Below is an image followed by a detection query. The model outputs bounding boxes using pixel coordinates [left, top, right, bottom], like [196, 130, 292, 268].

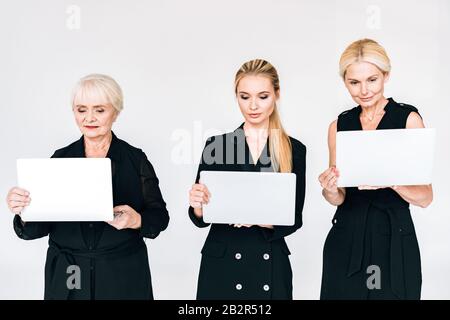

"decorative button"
[236, 284, 242, 290]
[235, 253, 242, 260]
[263, 253, 270, 260]
[333, 219, 337, 224]
[263, 284, 270, 291]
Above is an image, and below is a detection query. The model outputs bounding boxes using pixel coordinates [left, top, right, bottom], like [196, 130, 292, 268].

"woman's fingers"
[334, 167, 340, 177]
[320, 171, 337, 191]
[193, 183, 211, 197]
[258, 224, 274, 229]
[192, 183, 205, 192]
[189, 184, 211, 208]
[108, 212, 128, 230]
[358, 185, 389, 190]
[324, 171, 335, 186]
[326, 175, 338, 190]
[318, 170, 329, 184]
[233, 224, 252, 228]
[7, 188, 31, 214]
[10, 187, 29, 197]
[9, 200, 30, 208]
[190, 194, 204, 203]
[319, 168, 335, 186]
[203, 185, 211, 198]
[107, 220, 121, 229]
[8, 193, 30, 201]
[11, 206, 24, 214]
[358, 185, 379, 190]
[113, 205, 130, 213]
[9, 196, 30, 205]
[190, 201, 203, 208]
[191, 191, 209, 203]
[319, 167, 341, 187]
[108, 207, 141, 230]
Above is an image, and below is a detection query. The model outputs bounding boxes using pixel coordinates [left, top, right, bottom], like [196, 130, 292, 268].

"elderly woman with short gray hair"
[6, 74, 169, 300]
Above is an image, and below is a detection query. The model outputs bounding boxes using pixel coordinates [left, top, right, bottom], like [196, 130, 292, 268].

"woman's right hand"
[6, 187, 31, 215]
[189, 183, 211, 218]
[318, 166, 340, 194]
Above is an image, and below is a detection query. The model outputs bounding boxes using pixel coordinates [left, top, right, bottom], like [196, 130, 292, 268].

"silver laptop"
[17, 158, 114, 222]
[200, 171, 296, 225]
[336, 128, 436, 187]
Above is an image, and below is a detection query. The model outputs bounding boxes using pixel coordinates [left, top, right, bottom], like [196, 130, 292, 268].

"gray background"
[0, 0, 449, 299]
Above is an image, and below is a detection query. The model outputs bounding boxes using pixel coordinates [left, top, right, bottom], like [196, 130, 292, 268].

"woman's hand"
[258, 224, 274, 229]
[232, 224, 253, 228]
[6, 187, 31, 215]
[107, 205, 141, 230]
[189, 183, 210, 218]
[318, 166, 340, 194]
[319, 166, 346, 206]
[231, 224, 273, 229]
[358, 185, 391, 190]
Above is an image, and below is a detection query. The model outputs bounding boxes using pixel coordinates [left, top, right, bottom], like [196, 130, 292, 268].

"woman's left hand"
[107, 205, 142, 230]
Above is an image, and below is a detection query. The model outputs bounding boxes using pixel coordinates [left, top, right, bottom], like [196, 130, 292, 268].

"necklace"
[361, 110, 385, 121]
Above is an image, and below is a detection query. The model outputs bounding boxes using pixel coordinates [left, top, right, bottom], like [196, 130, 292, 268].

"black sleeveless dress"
[320, 98, 422, 300]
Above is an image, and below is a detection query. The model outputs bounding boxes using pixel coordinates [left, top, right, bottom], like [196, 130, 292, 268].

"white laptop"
[336, 128, 436, 187]
[17, 158, 114, 222]
[200, 171, 296, 226]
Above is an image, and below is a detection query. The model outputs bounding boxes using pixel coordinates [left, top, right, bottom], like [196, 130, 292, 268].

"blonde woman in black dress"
[319, 39, 433, 300]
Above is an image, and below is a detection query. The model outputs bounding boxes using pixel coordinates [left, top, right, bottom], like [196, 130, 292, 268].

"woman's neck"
[243, 120, 269, 141]
[361, 97, 389, 120]
[84, 131, 112, 155]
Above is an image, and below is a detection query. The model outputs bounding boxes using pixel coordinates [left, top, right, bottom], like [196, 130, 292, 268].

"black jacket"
[13, 132, 169, 299]
[189, 123, 306, 299]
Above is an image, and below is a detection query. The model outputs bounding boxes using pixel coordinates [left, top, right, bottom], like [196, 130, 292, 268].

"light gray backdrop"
[0, 0, 449, 299]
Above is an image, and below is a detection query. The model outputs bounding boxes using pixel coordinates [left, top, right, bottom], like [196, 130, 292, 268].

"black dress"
[320, 98, 422, 300]
[189, 123, 306, 299]
[13, 132, 170, 300]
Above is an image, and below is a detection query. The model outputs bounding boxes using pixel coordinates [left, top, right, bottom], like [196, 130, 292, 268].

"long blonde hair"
[339, 38, 391, 79]
[234, 59, 292, 173]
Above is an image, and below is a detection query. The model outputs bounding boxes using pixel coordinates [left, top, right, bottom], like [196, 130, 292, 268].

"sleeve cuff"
[188, 206, 210, 228]
[13, 215, 25, 238]
[138, 209, 169, 239]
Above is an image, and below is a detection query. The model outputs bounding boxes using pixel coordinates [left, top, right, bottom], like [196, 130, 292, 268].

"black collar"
[232, 122, 270, 146]
[66, 131, 121, 162]
[357, 97, 395, 114]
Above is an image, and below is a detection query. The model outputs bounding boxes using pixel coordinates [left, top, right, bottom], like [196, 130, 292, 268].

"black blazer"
[13, 132, 169, 300]
[189, 123, 306, 299]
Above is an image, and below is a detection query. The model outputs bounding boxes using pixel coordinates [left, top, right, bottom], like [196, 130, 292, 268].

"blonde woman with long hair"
[188, 59, 306, 299]
[319, 39, 433, 299]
